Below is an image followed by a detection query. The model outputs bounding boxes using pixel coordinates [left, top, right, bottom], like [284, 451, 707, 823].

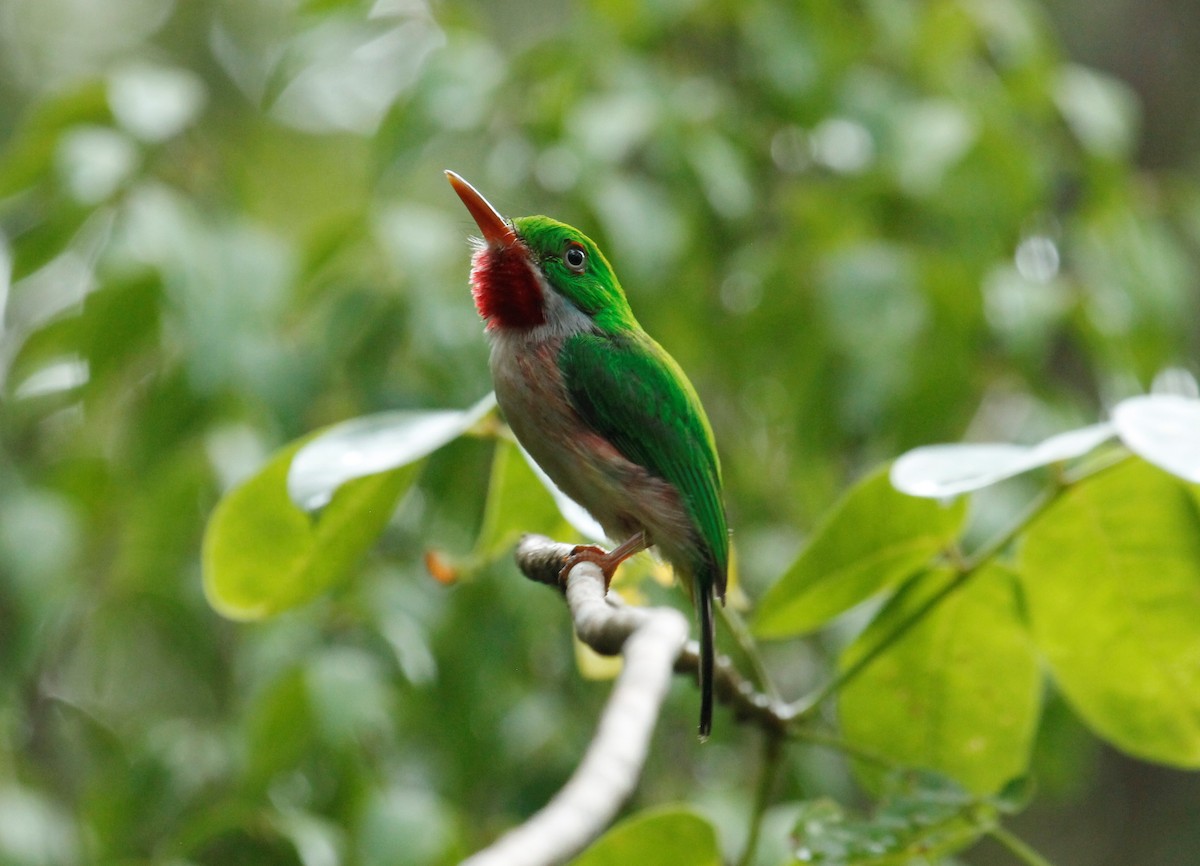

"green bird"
[446, 170, 729, 738]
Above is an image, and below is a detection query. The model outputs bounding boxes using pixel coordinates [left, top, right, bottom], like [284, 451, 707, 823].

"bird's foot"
[559, 544, 616, 590]
[558, 531, 649, 591]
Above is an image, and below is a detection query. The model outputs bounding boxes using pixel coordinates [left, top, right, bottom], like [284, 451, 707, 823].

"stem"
[960, 478, 1065, 572]
[719, 605, 783, 702]
[786, 567, 972, 719]
[737, 732, 784, 866]
[988, 825, 1060, 866]
[788, 727, 901, 770]
[785, 453, 1131, 721]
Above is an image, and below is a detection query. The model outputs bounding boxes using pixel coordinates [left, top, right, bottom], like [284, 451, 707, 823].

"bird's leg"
[559, 530, 649, 591]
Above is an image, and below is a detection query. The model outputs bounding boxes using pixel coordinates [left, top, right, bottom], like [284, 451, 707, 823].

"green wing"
[559, 330, 728, 592]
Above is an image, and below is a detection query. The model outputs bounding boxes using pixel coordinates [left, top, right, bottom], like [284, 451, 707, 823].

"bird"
[446, 170, 729, 738]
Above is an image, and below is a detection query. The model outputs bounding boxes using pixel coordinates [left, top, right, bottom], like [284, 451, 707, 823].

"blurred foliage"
[2, 0, 1199, 864]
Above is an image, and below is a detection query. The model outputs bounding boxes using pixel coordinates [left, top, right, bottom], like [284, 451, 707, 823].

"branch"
[461, 535, 689, 866]
[518, 535, 795, 733]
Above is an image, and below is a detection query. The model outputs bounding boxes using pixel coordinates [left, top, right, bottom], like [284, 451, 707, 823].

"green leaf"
[202, 439, 417, 620]
[890, 423, 1115, 498]
[1019, 459, 1200, 767]
[568, 807, 720, 866]
[474, 439, 577, 560]
[1111, 394, 1200, 483]
[839, 565, 1041, 793]
[754, 465, 967, 639]
[790, 770, 1021, 865]
[287, 394, 495, 511]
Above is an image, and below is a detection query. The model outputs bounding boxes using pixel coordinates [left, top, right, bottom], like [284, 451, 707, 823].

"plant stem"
[788, 727, 901, 770]
[785, 453, 1131, 721]
[785, 566, 972, 719]
[989, 825, 1060, 866]
[737, 732, 784, 866]
[720, 605, 783, 702]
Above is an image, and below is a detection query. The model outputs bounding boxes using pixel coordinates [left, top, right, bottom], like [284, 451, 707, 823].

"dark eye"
[564, 243, 587, 273]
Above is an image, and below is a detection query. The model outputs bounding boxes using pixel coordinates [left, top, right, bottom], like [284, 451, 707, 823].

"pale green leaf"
[790, 770, 1023, 865]
[287, 393, 495, 511]
[839, 565, 1041, 793]
[203, 439, 417, 621]
[754, 465, 967, 639]
[568, 807, 720, 866]
[1052, 64, 1139, 158]
[519, 443, 608, 542]
[891, 423, 1115, 498]
[1112, 394, 1200, 483]
[474, 438, 578, 560]
[1019, 459, 1200, 767]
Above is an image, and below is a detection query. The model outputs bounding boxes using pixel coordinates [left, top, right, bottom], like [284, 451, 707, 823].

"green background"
[2, 0, 1198, 863]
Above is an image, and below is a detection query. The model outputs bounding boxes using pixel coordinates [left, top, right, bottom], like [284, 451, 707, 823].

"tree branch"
[461, 535, 689, 866]
[462, 534, 798, 866]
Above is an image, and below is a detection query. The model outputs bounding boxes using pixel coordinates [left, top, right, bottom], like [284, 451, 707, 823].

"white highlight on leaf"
[891, 423, 1116, 498]
[1112, 394, 1200, 484]
[13, 357, 89, 399]
[516, 445, 608, 543]
[108, 62, 207, 142]
[810, 118, 874, 174]
[287, 393, 496, 511]
[1151, 367, 1199, 399]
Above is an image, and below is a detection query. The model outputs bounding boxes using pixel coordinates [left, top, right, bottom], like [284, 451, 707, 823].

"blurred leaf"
[890, 423, 1116, 498]
[0, 787, 81, 866]
[515, 442, 608, 543]
[1112, 395, 1200, 483]
[569, 807, 720, 866]
[1019, 459, 1200, 767]
[6, 207, 95, 284]
[203, 439, 416, 620]
[287, 394, 495, 511]
[246, 669, 316, 786]
[839, 565, 1041, 793]
[357, 786, 455, 866]
[0, 84, 111, 198]
[1053, 64, 1139, 159]
[790, 770, 1022, 865]
[273, 810, 344, 866]
[474, 438, 575, 560]
[754, 466, 967, 638]
[305, 647, 393, 746]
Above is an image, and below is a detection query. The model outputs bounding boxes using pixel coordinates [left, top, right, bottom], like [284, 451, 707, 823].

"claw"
[558, 544, 616, 589]
[557, 531, 650, 591]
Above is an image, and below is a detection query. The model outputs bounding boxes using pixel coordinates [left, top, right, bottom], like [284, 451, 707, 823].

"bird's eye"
[564, 243, 587, 273]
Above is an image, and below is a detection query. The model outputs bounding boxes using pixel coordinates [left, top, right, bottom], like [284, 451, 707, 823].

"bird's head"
[446, 170, 635, 335]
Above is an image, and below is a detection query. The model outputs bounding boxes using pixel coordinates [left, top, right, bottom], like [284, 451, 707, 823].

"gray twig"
[461, 534, 790, 866]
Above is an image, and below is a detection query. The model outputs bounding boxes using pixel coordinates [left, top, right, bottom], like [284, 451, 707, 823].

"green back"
[558, 329, 728, 588]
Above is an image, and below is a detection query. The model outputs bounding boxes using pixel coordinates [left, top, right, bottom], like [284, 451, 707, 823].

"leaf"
[790, 770, 1022, 865]
[890, 423, 1116, 498]
[1019, 458, 1200, 767]
[474, 438, 577, 560]
[518, 443, 609, 543]
[754, 466, 967, 639]
[568, 807, 720, 866]
[1112, 394, 1200, 483]
[203, 439, 417, 620]
[838, 565, 1041, 793]
[287, 393, 495, 511]
[1052, 64, 1139, 159]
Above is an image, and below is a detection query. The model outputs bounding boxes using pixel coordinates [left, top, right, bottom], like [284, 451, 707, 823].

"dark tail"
[698, 587, 714, 740]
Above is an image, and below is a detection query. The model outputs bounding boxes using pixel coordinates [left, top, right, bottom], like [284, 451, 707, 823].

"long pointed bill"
[445, 170, 518, 247]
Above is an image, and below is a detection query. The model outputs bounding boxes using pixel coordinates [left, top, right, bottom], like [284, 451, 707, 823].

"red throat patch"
[469, 243, 547, 330]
